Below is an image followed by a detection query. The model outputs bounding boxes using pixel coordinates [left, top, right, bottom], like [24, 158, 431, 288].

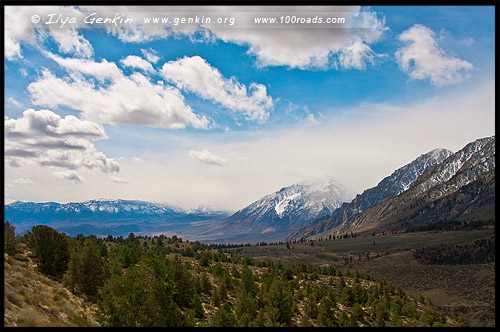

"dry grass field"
[4, 243, 98, 327]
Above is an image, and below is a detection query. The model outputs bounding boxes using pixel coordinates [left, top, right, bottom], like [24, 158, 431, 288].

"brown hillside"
[4, 243, 98, 327]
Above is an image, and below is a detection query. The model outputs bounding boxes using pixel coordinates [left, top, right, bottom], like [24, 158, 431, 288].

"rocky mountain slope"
[287, 148, 453, 241]
[307, 135, 495, 239]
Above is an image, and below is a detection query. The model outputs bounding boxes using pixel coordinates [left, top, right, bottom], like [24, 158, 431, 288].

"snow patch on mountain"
[275, 192, 302, 218]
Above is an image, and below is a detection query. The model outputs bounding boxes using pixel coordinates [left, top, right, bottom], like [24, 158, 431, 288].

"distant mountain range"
[289, 135, 495, 241]
[4, 199, 231, 237]
[5, 135, 495, 244]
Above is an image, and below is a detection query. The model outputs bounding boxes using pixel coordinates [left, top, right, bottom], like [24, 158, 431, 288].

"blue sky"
[4, 5, 496, 211]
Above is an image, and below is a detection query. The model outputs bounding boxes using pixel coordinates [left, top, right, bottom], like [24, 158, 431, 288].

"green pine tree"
[209, 303, 237, 327]
[4, 221, 16, 255]
[25, 225, 69, 279]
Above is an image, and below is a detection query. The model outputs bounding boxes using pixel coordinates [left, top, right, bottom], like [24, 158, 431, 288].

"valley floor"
[229, 227, 496, 327]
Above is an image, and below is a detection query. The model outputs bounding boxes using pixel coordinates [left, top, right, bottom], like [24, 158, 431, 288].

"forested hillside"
[4, 222, 466, 327]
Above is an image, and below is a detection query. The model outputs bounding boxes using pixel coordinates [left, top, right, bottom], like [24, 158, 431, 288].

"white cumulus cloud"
[45, 52, 122, 81]
[5, 6, 387, 71]
[189, 149, 226, 166]
[28, 54, 209, 129]
[16, 6, 386, 72]
[5, 109, 119, 176]
[4, 6, 93, 60]
[120, 55, 156, 73]
[161, 55, 273, 123]
[54, 170, 85, 183]
[206, 6, 387, 70]
[141, 48, 160, 63]
[395, 24, 474, 86]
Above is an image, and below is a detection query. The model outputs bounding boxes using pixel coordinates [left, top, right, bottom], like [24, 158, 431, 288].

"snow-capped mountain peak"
[237, 176, 351, 221]
[207, 177, 352, 242]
